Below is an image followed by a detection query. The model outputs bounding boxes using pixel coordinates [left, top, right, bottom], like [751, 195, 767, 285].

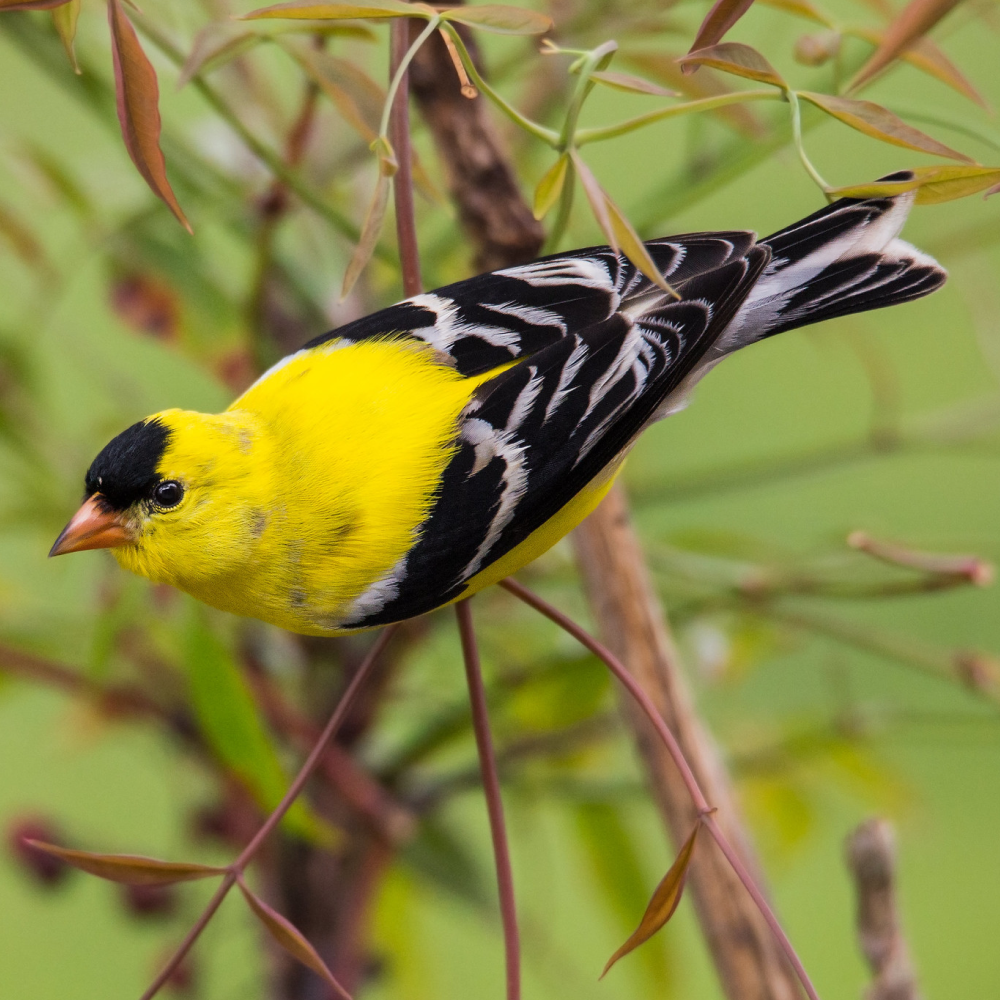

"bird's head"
[51, 408, 271, 589]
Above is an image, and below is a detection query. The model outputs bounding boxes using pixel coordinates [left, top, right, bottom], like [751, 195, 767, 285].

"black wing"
[305, 233, 759, 375]
[342, 243, 770, 628]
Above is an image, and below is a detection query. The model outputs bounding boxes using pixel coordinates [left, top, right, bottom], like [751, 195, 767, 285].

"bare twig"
[456, 599, 521, 1000]
[390, 18, 423, 298]
[501, 573, 818, 1000]
[139, 626, 399, 1000]
[845, 820, 922, 1000]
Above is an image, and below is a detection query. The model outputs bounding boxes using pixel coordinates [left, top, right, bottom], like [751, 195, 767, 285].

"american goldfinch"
[51, 183, 944, 635]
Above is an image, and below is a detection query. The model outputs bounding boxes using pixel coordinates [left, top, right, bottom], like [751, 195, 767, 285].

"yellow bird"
[51, 183, 944, 635]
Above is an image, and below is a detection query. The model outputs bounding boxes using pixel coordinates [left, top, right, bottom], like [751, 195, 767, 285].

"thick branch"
[408, 22, 544, 272]
[572, 483, 802, 1000]
[845, 819, 922, 1000]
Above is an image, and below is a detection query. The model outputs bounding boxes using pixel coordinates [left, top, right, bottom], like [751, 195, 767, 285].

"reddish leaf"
[533, 153, 569, 220]
[571, 153, 614, 250]
[826, 165, 1000, 204]
[849, 0, 964, 91]
[590, 70, 679, 97]
[242, 0, 426, 21]
[107, 0, 192, 233]
[291, 45, 384, 142]
[798, 91, 973, 162]
[757, 0, 834, 26]
[341, 171, 390, 298]
[25, 842, 225, 885]
[439, 4, 553, 35]
[679, 42, 786, 88]
[686, 0, 757, 60]
[602, 822, 702, 977]
[570, 152, 675, 296]
[0, 0, 72, 9]
[850, 26, 988, 109]
[52, 0, 80, 73]
[238, 878, 351, 999]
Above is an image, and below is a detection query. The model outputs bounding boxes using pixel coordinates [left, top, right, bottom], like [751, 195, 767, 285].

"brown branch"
[457, 599, 521, 1000]
[571, 483, 803, 1000]
[390, 18, 423, 298]
[845, 819, 922, 1000]
[408, 20, 544, 272]
[243, 663, 417, 847]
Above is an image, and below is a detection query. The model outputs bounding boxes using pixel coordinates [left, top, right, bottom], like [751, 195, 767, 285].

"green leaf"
[51, 0, 80, 74]
[341, 171, 391, 298]
[533, 154, 569, 220]
[678, 42, 786, 89]
[238, 877, 351, 999]
[601, 821, 701, 977]
[590, 70, 679, 97]
[827, 165, 1000, 204]
[25, 843, 224, 885]
[439, 4, 553, 35]
[241, 0, 430, 21]
[798, 91, 972, 162]
[184, 609, 338, 846]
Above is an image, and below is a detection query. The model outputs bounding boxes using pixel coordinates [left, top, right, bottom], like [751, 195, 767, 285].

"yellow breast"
[222, 338, 491, 633]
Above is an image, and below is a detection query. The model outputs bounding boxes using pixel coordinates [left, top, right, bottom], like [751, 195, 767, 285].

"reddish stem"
[390, 18, 422, 299]
[456, 600, 521, 1000]
[499, 577, 820, 1000]
[139, 626, 399, 1000]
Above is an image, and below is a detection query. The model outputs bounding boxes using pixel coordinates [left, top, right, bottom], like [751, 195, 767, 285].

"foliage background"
[2, 0, 1000, 997]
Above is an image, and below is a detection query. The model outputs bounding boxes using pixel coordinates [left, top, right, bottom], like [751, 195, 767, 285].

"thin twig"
[456, 600, 521, 1000]
[139, 626, 399, 1000]
[390, 18, 423, 298]
[501, 577, 820, 1000]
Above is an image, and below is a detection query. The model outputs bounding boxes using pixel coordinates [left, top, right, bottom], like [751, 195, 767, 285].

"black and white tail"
[719, 171, 946, 353]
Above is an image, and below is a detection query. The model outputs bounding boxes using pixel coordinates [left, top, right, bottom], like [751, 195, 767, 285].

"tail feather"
[720, 173, 946, 350]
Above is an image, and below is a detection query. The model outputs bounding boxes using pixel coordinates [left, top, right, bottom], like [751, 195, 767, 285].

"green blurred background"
[2, 0, 1000, 997]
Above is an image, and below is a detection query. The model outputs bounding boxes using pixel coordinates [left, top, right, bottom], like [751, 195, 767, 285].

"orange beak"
[49, 495, 134, 557]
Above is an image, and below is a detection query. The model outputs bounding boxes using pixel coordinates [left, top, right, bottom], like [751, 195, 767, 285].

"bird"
[50, 176, 945, 636]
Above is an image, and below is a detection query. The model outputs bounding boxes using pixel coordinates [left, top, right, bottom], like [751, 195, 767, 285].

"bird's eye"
[153, 480, 184, 508]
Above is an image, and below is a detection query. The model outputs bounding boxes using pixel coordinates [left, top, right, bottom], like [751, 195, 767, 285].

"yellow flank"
[116, 338, 492, 634]
[457, 456, 624, 600]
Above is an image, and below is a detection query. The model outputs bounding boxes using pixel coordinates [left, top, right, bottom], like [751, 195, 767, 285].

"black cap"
[85, 418, 171, 511]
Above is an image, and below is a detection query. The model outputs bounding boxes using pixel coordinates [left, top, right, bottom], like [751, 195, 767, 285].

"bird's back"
[227, 181, 945, 634]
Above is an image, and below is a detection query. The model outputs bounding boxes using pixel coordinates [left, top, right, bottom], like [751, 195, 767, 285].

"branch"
[845, 819, 923, 1000]
[408, 20, 544, 272]
[567, 483, 807, 1000]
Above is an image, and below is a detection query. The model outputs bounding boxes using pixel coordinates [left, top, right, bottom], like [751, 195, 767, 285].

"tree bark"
[573, 483, 802, 1000]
